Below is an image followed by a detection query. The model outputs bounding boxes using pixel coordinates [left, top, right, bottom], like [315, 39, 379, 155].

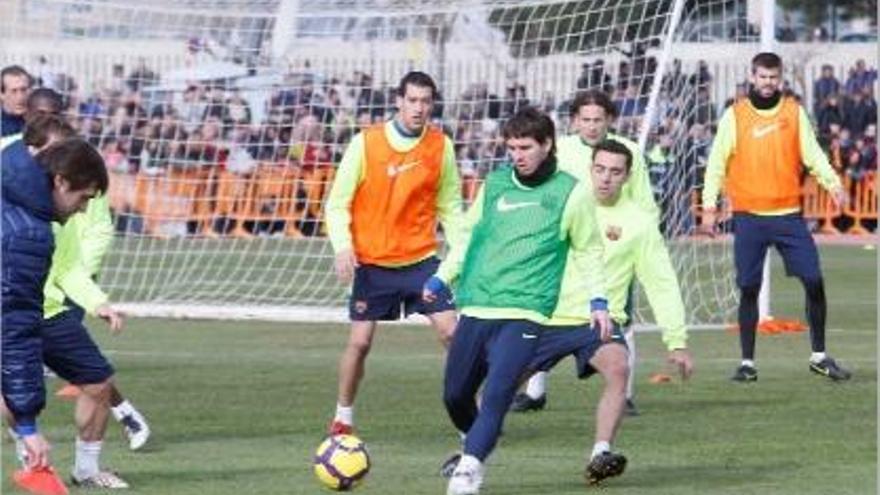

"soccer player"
[528, 139, 694, 484]
[1, 65, 32, 137]
[701, 52, 850, 382]
[513, 89, 659, 415]
[5, 90, 152, 454]
[424, 107, 610, 495]
[2, 136, 108, 473]
[324, 71, 464, 435]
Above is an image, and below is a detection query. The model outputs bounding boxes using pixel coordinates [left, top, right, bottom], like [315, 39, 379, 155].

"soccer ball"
[313, 434, 371, 491]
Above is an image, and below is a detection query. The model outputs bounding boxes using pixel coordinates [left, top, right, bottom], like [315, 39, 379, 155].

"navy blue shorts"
[40, 307, 114, 385]
[349, 256, 455, 321]
[528, 323, 626, 378]
[733, 213, 822, 288]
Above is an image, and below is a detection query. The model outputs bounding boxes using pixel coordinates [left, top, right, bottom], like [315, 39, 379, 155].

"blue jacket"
[1, 140, 54, 430]
[1, 109, 25, 137]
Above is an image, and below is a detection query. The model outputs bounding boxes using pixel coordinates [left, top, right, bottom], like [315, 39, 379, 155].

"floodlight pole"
[272, 0, 300, 68]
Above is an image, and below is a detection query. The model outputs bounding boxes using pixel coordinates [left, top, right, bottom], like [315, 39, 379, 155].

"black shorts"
[349, 256, 455, 321]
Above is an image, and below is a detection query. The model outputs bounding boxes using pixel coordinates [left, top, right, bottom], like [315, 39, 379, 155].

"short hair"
[27, 88, 65, 115]
[23, 113, 75, 148]
[1, 65, 33, 92]
[36, 138, 108, 194]
[396, 71, 437, 99]
[502, 107, 556, 154]
[751, 52, 783, 72]
[570, 89, 617, 118]
[592, 139, 633, 173]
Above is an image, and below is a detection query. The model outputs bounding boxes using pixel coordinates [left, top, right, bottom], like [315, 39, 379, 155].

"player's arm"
[325, 133, 366, 282]
[436, 136, 466, 254]
[77, 196, 114, 276]
[2, 230, 52, 467]
[633, 224, 693, 378]
[797, 107, 845, 204]
[562, 183, 611, 339]
[51, 223, 123, 332]
[700, 107, 736, 233]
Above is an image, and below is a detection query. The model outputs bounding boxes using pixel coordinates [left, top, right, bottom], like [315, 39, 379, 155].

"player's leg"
[584, 342, 629, 485]
[332, 263, 400, 434]
[621, 283, 638, 415]
[732, 213, 769, 382]
[510, 370, 548, 412]
[66, 304, 150, 451]
[622, 326, 638, 415]
[774, 214, 851, 380]
[40, 311, 129, 488]
[108, 384, 151, 451]
[333, 320, 378, 434]
[449, 320, 542, 495]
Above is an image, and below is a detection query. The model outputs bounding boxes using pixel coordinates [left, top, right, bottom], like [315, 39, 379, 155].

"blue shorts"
[349, 256, 455, 321]
[528, 323, 626, 378]
[733, 213, 822, 288]
[40, 307, 114, 385]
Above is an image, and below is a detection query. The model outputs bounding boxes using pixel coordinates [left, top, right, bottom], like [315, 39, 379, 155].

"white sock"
[525, 372, 547, 399]
[110, 400, 136, 421]
[624, 327, 636, 400]
[456, 454, 482, 472]
[810, 352, 827, 364]
[741, 359, 755, 369]
[591, 441, 611, 460]
[74, 437, 102, 479]
[335, 404, 354, 425]
[8, 428, 26, 466]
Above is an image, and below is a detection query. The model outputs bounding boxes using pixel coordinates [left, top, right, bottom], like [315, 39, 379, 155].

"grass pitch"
[2, 246, 876, 494]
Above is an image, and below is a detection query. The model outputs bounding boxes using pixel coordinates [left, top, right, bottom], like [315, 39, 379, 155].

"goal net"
[0, 0, 750, 325]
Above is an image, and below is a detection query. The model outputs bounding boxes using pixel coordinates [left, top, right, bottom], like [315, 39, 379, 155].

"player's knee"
[443, 386, 471, 411]
[346, 337, 373, 356]
[739, 284, 761, 301]
[594, 345, 629, 384]
[80, 379, 114, 402]
[800, 276, 825, 297]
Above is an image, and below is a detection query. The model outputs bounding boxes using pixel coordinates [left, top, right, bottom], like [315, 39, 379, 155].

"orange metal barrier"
[843, 171, 877, 235]
[801, 176, 842, 234]
[107, 167, 878, 238]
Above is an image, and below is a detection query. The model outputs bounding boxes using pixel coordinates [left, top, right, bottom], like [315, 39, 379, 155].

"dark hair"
[23, 113, 75, 148]
[1, 65, 33, 92]
[396, 71, 437, 99]
[751, 52, 783, 72]
[592, 139, 633, 172]
[36, 138, 108, 193]
[570, 89, 617, 118]
[27, 88, 65, 115]
[502, 107, 556, 155]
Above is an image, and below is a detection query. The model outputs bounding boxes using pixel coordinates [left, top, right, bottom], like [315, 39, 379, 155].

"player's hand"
[591, 310, 612, 342]
[830, 187, 849, 209]
[667, 348, 694, 380]
[21, 433, 51, 470]
[95, 304, 124, 334]
[334, 249, 358, 283]
[422, 276, 446, 303]
[697, 207, 718, 237]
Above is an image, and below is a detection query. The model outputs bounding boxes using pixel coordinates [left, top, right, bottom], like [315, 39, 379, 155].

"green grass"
[3, 246, 876, 494]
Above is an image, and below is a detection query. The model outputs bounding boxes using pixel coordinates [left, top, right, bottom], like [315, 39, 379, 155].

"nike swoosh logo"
[752, 123, 779, 139]
[387, 161, 420, 177]
[522, 333, 538, 339]
[497, 196, 540, 212]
